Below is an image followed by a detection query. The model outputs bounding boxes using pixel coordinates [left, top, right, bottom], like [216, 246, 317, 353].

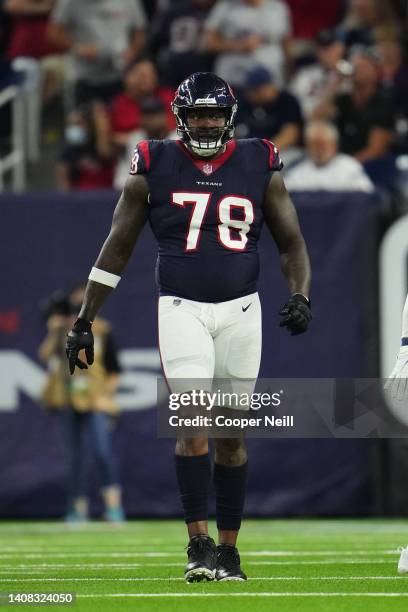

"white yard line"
[0, 560, 397, 569]
[0, 550, 401, 559]
[0, 576, 407, 582]
[0, 563, 142, 573]
[1, 522, 408, 538]
[249, 560, 395, 566]
[76, 592, 408, 598]
[0, 550, 395, 556]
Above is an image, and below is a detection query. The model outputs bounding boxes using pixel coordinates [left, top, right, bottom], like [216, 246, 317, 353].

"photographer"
[39, 284, 124, 523]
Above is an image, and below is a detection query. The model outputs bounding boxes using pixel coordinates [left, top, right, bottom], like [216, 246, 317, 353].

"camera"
[40, 290, 74, 322]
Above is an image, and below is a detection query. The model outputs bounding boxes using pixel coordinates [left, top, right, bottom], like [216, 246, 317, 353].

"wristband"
[73, 318, 92, 332]
[88, 267, 121, 288]
[292, 293, 311, 307]
[402, 338, 408, 346]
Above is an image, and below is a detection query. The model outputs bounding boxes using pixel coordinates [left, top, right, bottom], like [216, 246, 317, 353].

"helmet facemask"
[173, 104, 237, 158]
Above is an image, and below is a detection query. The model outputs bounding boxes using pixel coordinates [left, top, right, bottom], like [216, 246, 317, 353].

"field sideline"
[1, 519, 408, 611]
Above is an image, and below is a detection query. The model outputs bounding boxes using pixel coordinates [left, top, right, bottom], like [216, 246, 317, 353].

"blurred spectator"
[339, 0, 400, 51]
[4, 1, 67, 105]
[142, 0, 172, 18]
[0, 2, 12, 53]
[389, 0, 407, 20]
[377, 37, 408, 112]
[149, 0, 215, 88]
[56, 103, 115, 190]
[236, 65, 302, 150]
[284, 120, 374, 192]
[5, 0, 60, 59]
[141, 0, 160, 20]
[285, 0, 344, 43]
[290, 29, 346, 119]
[313, 52, 394, 162]
[204, 0, 291, 88]
[48, 0, 147, 105]
[377, 37, 408, 152]
[109, 58, 175, 147]
[114, 96, 177, 190]
[39, 284, 124, 523]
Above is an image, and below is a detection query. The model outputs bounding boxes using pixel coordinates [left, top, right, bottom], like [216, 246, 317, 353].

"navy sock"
[175, 453, 211, 524]
[213, 462, 248, 531]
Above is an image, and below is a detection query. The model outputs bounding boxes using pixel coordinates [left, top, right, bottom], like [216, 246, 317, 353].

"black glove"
[66, 318, 94, 375]
[279, 294, 312, 336]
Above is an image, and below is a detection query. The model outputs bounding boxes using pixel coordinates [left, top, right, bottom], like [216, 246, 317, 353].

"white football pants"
[158, 292, 262, 405]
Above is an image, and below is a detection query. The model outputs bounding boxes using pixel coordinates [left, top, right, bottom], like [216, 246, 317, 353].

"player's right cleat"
[397, 546, 408, 572]
[184, 534, 216, 582]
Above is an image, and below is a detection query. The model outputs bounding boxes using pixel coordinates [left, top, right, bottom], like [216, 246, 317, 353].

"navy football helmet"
[171, 72, 238, 157]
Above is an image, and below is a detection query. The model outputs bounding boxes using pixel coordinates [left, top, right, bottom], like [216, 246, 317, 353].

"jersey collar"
[177, 139, 237, 176]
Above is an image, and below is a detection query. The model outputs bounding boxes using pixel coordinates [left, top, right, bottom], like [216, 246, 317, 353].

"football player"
[66, 73, 312, 582]
[385, 294, 408, 574]
[386, 294, 408, 402]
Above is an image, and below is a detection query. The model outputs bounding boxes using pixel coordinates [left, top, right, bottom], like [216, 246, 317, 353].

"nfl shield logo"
[203, 163, 213, 175]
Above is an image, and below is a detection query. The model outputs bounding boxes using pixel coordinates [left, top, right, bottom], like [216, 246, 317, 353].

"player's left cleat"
[397, 546, 408, 572]
[184, 534, 217, 583]
[215, 543, 247, 581]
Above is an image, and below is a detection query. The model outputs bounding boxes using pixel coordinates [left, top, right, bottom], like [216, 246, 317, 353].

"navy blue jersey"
[129, 138, 282, 302]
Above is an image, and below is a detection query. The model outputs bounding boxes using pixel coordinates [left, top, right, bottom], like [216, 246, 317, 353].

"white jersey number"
[217, 196, 254, 251]
[172, 192, 211, 251]
[172, 192, 254, 252]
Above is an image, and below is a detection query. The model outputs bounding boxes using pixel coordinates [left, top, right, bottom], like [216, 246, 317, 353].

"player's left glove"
[66, 318, 94, 375]
[279, 294, 312, 335]
[384, 345, 408, 401]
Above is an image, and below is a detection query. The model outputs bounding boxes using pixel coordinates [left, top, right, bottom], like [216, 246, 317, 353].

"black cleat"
[215, 544, 247, 581]
[184, 534, 217, 583]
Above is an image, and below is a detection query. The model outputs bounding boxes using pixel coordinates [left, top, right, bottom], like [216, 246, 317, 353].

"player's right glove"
[279, 294, 312, 335]
[66, 318, 94, 375]
[384, 344, 408, 401]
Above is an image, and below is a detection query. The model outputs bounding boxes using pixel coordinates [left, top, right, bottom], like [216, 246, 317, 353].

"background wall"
[0, 190, 382, 517]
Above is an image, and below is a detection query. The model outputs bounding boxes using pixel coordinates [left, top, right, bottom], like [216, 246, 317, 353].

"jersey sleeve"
[129, 140, 151, 175]
[261, 139, 284, 171]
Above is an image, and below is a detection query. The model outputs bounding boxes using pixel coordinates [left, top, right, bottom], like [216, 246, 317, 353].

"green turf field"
[1, 519, 408, 611]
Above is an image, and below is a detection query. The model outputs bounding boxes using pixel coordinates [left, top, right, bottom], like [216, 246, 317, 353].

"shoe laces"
[187, 535, 215, 558]
[217, 544, 240, 569]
